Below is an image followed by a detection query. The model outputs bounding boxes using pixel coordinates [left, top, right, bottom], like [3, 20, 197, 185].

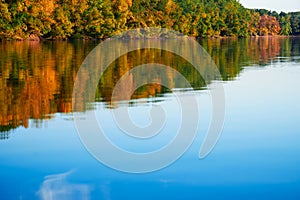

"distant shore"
[1, 34, 300, 42]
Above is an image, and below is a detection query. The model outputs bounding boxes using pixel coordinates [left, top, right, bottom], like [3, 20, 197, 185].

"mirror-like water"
[0, 37, 300, 199]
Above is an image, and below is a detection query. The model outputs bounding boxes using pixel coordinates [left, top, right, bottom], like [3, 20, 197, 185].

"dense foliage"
[0, 0, 299, 40]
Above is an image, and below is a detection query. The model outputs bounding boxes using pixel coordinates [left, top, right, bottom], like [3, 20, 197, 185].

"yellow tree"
[111, 0, 133, 33]
[0, 0, 12, 39]
[248, 11, 260, 36]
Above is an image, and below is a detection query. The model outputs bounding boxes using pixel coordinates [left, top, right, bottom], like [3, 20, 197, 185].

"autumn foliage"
[0, 0, 299, 40]
[258, 14, 281, 36]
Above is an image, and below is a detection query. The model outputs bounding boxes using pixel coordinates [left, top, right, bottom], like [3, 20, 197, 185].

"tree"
[279, 15, 292, 35]
[111, 0, 133, 33]
[83, 0, 116, 38]
[248, 11, 260, 36]
[259, 14, 281, 36]
[290, 12, 300, 35]
[0, 0, 12, 39]
[48, 4, 73, 39]
[221, 0, 250, 36]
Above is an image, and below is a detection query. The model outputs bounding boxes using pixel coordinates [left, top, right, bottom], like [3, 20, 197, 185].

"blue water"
[1, 61, 300, 199]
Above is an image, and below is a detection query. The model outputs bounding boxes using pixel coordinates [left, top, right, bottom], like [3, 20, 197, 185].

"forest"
[0, 0, 300, 40]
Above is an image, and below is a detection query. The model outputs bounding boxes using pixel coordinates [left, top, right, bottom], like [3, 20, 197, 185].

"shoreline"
[1, 34, 300, 42]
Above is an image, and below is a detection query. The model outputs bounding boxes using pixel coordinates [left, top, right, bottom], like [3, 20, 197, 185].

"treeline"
[0, 0, 300, 40]
[249, 9, 300, 36]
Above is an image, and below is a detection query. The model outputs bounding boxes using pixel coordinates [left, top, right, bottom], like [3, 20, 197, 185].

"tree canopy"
[0, 0, 299, 40]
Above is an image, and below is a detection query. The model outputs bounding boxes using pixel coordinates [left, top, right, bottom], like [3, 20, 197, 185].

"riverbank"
[1, 33, 300, 42]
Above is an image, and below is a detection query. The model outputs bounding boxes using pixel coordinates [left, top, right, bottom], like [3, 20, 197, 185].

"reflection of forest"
[96, 49, 205, 103]
[0, 41, 96, 133]
[199, 37, 300, 80]
[0, 37, 299, 133]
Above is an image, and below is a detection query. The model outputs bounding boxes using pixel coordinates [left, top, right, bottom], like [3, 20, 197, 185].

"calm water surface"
[0, 37, 300, 199]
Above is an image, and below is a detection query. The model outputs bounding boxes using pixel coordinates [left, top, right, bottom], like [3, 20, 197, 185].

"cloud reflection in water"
[37, 170, 91, 200]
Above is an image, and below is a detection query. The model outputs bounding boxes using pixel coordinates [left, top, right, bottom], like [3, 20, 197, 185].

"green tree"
[290, 12, 300, 35]
[83, 0, 116, 38]
[221, 0, 250, 36]
[279, 14, 292, 35]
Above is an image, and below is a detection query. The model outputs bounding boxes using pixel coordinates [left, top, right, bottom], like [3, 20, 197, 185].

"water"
[0, 37, 300, 199]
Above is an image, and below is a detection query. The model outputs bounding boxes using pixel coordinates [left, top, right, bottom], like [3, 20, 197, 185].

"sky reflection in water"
[0, 37, 300, 199]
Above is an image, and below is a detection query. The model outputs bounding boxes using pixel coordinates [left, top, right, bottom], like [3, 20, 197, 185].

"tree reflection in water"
[0, 37, 299, 135]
